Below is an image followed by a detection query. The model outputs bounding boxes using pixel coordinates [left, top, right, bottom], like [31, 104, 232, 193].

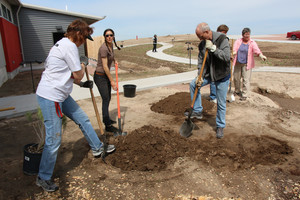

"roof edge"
[21, 3, 106, 22]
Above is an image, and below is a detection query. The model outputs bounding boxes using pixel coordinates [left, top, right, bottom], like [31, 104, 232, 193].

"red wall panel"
[0, 18, 23, 72]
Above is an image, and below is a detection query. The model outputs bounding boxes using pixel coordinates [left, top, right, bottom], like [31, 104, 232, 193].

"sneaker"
[216, 127, 224, 139]
[190, 112, 203, 119]
[210, 99, 217, 104]
[36, 176, 59, 192]
[105, 125, 119, 132]
[92, 144, 116, 157]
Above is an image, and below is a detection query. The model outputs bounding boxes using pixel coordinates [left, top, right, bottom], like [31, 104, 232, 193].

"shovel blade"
[179, 119, 195, 138]
[114, 130, 128, 137]
[228, 92, 235, 102]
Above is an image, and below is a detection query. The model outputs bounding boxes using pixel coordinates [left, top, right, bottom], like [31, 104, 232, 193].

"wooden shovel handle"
[85, 67, 104, 135]
[191, 49, 208, 108]
[230, 39, 234, 83]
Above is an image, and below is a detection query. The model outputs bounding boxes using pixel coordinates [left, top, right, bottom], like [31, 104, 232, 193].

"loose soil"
[1, 35, 300, 199]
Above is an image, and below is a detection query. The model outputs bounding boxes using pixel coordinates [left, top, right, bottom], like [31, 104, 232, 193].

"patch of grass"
[115, 44, 195, 81]
[163, 41, 199, 59]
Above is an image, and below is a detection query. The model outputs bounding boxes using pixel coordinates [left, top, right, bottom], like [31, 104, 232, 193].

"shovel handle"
[191, 49, 208, 108]
[230, 39, 234, 83]
[115, 63, 121, 119]
[85, 66, 104, 135]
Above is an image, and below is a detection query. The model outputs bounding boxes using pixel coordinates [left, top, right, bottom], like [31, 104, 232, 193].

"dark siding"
[19, 7, 85, 62]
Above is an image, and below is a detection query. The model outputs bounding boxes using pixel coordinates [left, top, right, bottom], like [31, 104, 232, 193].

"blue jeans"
[190, 77, 229, 128]
[210, 82, 216, 100]
[37, 95, 102, 180]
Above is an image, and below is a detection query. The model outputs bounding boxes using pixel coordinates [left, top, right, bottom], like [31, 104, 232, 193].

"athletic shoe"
[36, 176, 59, 192]
[216, 127, 224, 139]
[92, 144, 116, 157]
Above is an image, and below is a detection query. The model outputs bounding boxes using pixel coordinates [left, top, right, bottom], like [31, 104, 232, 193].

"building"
[0, 0, 105, 86]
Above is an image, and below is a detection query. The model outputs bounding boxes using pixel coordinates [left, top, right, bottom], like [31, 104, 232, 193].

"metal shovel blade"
[180, 118, 195, 138]
[228, 92, 235, 102]
[114, 130, 128, 137]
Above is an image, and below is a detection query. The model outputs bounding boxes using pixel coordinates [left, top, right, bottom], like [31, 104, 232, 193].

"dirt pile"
[106, 92, 294, 173]
[108, 125, 190, 171]
[108, 125, 293, 172]
[150, 92, 215, 117]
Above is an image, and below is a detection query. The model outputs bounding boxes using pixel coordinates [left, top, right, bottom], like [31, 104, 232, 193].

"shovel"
[228, 39, 235, 103]
[227, 62, 235, 102]
[81, 56, 108, 162]
[114, 63, 127, 137]
[180, 49, 208, 138]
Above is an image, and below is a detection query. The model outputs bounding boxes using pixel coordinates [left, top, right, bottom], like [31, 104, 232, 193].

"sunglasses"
[105, 34, 114, 38]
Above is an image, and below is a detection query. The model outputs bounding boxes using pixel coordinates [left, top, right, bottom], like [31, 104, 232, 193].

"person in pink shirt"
[232, 27, 267, 100]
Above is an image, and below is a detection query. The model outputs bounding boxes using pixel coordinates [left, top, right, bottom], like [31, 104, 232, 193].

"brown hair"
[217, 24, 229, 34]
[65, 19, 94, 44]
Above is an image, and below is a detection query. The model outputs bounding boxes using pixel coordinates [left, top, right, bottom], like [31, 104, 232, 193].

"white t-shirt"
[36, 38, 81, 102]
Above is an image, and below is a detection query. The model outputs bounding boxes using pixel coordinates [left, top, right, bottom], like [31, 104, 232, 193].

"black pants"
[94, 73, 112, 126]
[153, 44, 157, 52]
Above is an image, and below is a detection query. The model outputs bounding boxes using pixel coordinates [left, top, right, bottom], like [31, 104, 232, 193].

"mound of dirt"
[150, 92, 215, 116]
[107, 124, 293, 172]
[107, 125, 191, 171]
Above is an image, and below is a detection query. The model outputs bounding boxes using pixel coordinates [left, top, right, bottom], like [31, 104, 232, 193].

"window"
[1, 4, 12, 22]
[7, 9, 11, 21]
[1, 4, 7, 19]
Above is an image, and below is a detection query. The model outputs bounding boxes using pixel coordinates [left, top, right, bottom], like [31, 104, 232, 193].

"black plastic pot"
[123, 84, 137, 98]
[23, 143, 42, 175]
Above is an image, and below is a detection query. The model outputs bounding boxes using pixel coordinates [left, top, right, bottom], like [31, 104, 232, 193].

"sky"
[20, 0, 300, 41]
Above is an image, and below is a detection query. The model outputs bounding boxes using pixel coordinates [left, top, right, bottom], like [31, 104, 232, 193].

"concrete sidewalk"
[0, 70, 198, 119]
[1, 42, 299, 119]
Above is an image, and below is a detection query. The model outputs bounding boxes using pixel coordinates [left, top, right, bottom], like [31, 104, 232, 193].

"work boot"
[216, 127, 224, 139]
[190, 112, 203, 119]
[36, 176, 59, 192]
[92, 144, 116, 157]
[184, 111, 203, 119]
[105, 125, 119, 132]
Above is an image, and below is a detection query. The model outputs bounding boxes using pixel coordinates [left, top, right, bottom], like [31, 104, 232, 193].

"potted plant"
[23, 108, 67, 175]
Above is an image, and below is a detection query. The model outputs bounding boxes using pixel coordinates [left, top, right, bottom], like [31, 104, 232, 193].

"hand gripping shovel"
[179, 50, 208, 138]
[81, 56, 108, 162]
[114, 63, 127, 137]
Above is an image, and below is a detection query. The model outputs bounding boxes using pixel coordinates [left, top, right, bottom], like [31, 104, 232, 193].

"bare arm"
[72, 63, 86, 84]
